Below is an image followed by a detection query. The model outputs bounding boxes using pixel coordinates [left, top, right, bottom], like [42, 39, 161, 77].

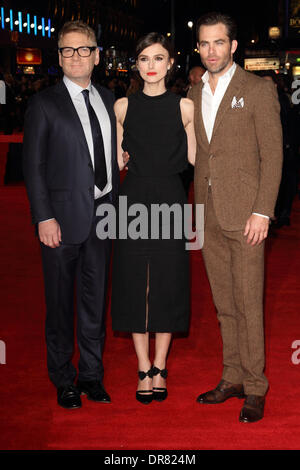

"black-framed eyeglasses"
[58, 46, 97, 58]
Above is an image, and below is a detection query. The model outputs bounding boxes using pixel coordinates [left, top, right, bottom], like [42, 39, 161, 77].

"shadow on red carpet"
[0, 184, 300, 450]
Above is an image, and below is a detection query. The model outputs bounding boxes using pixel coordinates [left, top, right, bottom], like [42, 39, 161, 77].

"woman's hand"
[122, 151, 130, 170]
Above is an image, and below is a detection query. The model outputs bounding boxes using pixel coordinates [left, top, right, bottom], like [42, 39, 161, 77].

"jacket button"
[88, 162, 93, 168]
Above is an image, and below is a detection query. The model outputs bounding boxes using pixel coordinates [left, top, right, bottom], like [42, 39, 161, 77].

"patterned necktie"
[82, 89, 107, 191]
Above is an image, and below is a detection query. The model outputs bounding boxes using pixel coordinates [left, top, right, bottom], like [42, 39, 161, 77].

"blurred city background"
[1, 0, 300, 129]
[0, 0, 300, 227]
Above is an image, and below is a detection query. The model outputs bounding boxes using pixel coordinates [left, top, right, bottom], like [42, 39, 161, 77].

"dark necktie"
[82, 89, 107, 191]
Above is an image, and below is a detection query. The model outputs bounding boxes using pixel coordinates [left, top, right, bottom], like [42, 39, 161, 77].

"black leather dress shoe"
[57, 385, 82, 410]
[239, 394, 265, 423]
[77, 380, 111, 403]
[196, 379, 245, 404]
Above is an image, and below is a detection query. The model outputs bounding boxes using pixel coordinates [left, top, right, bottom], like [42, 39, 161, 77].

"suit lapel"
[210, 64, 245, 142]
[54, 80, 91, 159]
[194, 82, 210, 149]
[93, 83, 114, 123]
[54, 80, 116, 181]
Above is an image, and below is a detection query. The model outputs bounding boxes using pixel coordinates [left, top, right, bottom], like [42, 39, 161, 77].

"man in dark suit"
[23, 21, 119, 409]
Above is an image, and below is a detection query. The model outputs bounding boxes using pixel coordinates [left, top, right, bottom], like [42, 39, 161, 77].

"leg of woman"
[132, 267, 152, 394]
[153, 333, 172, 390]
[132, 332, 152, 393]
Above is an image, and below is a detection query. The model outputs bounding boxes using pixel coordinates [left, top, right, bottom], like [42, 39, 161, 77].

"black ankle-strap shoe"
[136, 367, 153, 405]
[152, 366, 168, 402]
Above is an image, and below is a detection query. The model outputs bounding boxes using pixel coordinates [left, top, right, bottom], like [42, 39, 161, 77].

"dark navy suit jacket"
[23, 80, 119, 244]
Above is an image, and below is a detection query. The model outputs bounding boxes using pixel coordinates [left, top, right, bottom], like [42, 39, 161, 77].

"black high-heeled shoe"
[152, 366, 168, 402]
[136, 368, 154, 404]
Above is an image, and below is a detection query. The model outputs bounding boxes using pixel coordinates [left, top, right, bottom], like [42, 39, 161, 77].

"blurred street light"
[186, 21, 194, 74]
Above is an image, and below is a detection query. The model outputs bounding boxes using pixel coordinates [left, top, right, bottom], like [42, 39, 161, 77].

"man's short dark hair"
[196, 12, 237, 43]
[58, 20, 97, 47]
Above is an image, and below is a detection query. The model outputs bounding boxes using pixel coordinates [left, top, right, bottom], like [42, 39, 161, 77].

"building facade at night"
[1, 1, 300, 78]
[0, 0, 144, 77]
[241, 0, 300, 77]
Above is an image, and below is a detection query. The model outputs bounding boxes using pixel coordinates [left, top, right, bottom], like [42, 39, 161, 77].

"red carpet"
[0, 183, 300, 450]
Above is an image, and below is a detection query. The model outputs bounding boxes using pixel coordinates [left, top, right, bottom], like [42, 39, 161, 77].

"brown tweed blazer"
[188, 64, 283, 231]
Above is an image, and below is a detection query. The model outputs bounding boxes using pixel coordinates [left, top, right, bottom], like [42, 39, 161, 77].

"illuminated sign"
[268, 26, 281, 39]
[289, 0, 300, 37]
[244, 58, 280, 71]
[23, 66, 35, 75]
[293, 65, 300, 76]
[0, 5, 55, 37]
[17, 48, 42, 65]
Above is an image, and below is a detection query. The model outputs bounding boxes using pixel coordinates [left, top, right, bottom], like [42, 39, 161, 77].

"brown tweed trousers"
[188, 64, 283, 395]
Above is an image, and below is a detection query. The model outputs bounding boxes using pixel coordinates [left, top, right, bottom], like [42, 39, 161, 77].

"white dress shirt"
[201, 62, 268, 220]
[202, 62, 236, 143]
[40, 77, 112, 224]
[63, 75, 112, 199]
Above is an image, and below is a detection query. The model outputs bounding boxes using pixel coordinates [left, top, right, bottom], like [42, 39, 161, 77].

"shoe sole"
[153, 393, 168, 402]
[197, 393, 246, 404]
[239, 410, 264, 423]
[239, 416, 264, 423]
[136, 392, 153, 404]
[58, 403, 82, 410]
[80, 391, 111, 403]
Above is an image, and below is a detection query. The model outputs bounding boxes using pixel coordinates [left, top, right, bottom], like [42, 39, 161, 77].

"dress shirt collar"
[202, 62, 236, 87]
[63, 75, 92, 99]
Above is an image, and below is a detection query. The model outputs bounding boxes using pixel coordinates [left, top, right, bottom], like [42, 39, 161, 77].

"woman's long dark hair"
[135, 32, 176, 83]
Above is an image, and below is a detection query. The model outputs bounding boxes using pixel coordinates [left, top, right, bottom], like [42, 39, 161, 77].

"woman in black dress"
[111, 33, 196, 404]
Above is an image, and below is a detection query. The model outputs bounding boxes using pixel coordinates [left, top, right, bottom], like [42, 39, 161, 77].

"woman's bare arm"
[114, 97, 129, 170]
[180, 97, 196, 166]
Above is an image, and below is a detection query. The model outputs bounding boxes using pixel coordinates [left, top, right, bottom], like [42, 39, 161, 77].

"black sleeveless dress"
[111, 90, 190, 333]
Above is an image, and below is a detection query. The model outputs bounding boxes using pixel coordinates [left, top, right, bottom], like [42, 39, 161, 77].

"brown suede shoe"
[196, 379, 245, 404]
[239, 394, 265, 423]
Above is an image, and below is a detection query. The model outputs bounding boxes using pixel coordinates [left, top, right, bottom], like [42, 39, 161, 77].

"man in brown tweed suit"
[188, 12, 283, 422]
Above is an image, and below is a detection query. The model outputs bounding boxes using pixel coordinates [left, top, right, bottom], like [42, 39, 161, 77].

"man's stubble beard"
[204, 54, 232, 75]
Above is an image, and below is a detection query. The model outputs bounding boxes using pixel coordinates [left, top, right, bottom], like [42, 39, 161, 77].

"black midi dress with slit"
[111, 90, 190, 333]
